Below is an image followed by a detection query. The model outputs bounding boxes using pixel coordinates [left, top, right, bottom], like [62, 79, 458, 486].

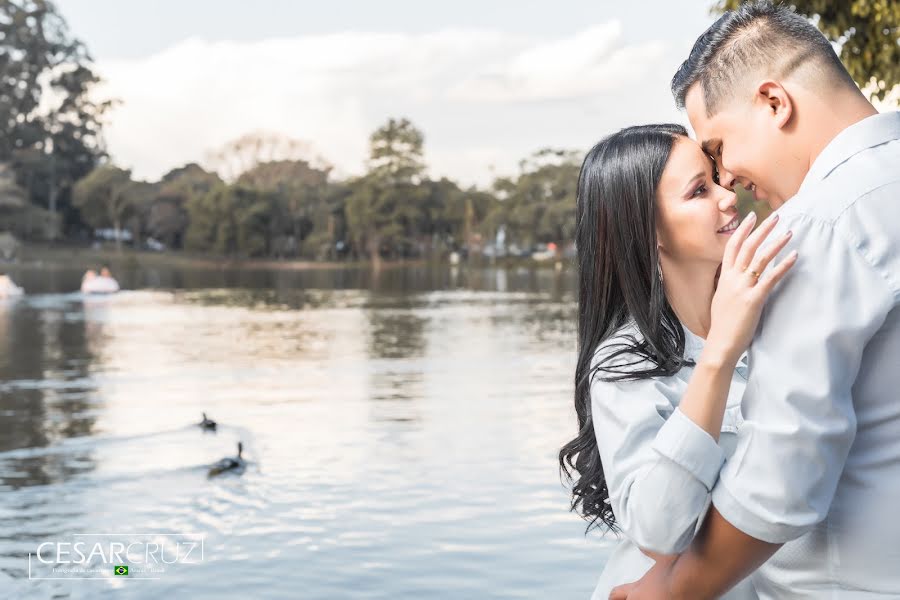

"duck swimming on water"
[208, 442, 245, 476]
[198, 412, 217, 431]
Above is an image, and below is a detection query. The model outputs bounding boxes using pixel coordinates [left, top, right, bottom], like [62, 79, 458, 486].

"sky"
[53, 0, 721, 187]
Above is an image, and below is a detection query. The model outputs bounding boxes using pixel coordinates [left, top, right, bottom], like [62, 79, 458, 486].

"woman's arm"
[592, 375, 728, 555]
[594, 212, 796, 554]
[670, 353, 735, 442]
[674, 211, 795, 441]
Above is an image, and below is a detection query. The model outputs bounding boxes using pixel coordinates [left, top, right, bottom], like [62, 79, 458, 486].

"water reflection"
[0, 297, 99, 489]
[0, 263, 612, 599]
[363, 293, 428, 428]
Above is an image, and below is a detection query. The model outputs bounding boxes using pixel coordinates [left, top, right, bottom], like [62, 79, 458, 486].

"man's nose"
[717, 165, 738, 190]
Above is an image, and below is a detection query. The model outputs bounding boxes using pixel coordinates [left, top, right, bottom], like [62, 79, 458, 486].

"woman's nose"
[718, 189, 738, 213]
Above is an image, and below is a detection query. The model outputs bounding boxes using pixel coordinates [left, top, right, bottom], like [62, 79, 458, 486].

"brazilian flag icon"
[114, 565, 129, 576]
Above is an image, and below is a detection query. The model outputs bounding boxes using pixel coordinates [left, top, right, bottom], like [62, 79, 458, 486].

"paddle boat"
[0, 274, 23, 298]
[81, 269, 120, 294]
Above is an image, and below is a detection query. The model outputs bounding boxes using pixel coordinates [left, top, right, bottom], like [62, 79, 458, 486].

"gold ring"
[748, 269, 760, 279]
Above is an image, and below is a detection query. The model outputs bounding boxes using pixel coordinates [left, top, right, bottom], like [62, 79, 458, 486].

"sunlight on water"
[0, 265, 614, 599]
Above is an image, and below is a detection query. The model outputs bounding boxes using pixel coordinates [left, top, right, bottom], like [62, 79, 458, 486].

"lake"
[0, 262, 612, 599]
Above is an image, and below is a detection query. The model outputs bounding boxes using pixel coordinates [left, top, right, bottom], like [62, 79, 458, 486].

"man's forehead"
[684, 84, 707, 119]
[683, 86, 721, 152]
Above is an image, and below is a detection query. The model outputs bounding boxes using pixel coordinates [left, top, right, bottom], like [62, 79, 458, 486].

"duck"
[208, 442, 245, 476]
[198, 412, 217, 431]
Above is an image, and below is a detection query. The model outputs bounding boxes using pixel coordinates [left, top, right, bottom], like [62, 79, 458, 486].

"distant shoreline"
[14, 244, 414, 272]
[6, 244, 571, 274]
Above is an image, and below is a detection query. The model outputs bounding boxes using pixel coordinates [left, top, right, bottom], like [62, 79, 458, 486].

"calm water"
[0, 263, 612, 598]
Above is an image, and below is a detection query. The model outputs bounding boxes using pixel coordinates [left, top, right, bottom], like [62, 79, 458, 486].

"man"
[613, 2, 900, 598]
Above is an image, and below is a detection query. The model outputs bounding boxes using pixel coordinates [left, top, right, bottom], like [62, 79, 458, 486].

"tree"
[367, 117, 426, 185]
[493, 148, 580, 249]
[204, 132, 330, 182]
[148, 163, 222, 249]
[344, 118, 430, 267]
[1, 0, 112, 236]
[0, 161, 59, 239]
[72, 165, 143, 251]
[237, 159, 332, 257]
[184, 185, 275, 257]
[416, 178, 499, 256]
[715, 0, 900, 101]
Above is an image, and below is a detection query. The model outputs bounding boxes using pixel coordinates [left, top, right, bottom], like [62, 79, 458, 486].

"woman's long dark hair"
[559, 124, 693, 534]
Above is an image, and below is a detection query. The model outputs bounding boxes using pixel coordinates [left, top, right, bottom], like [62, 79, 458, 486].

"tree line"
[68, 119, 579, 263]
[1, 0, 897, 264]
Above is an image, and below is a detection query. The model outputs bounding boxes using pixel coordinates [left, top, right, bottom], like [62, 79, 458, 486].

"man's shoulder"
[775, 160, 900, 302]
[784, 136, 900, 226]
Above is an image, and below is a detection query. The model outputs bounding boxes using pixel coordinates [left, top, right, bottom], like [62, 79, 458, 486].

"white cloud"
[450, 22, 666, 102]
[92, 24, 686, 188]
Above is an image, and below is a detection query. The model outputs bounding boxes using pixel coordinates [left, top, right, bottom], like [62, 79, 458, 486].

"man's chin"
[766, 197, 787, 209]
[757, 191, 786, 210]
[750, 186, 782, 209]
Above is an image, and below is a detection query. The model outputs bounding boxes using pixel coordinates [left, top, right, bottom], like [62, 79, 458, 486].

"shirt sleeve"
[591, 368, 726, 554]
[711, 214, 895, 543]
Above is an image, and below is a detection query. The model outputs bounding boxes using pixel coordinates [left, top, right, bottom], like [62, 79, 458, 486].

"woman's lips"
[717, 215, 740, 234]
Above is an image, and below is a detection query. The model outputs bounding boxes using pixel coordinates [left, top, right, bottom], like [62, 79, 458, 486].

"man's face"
[684, 84, 796, 209]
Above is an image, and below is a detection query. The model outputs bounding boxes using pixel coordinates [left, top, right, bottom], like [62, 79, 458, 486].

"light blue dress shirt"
[589, 324, 757, 600]
[710, 111, 900, 599]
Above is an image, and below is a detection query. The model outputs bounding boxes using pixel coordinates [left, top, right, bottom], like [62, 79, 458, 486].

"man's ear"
[756, 80, 792, 129]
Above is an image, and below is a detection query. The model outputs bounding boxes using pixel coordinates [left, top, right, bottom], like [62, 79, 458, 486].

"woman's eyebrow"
[681, 172, 705, 195]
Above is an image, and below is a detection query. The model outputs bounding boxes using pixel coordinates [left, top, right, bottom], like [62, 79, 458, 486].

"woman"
[558, 124, 797, 599]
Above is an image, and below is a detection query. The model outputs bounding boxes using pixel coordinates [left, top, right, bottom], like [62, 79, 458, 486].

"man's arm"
[610, 507, 778, 600]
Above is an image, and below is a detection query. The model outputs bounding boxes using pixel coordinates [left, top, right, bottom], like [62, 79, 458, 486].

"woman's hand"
[704, 211, 798, 367]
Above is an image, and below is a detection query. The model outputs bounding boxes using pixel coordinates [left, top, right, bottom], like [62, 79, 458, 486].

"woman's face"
[655, 137, 739, 266]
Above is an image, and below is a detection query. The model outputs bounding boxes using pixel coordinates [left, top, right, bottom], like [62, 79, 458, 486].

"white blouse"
[589, 324, 757, 600]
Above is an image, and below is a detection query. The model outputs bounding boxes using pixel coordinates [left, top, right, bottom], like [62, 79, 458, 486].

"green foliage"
[0, 162, 59, 239]
[1, 0, 112, 234]
[367, 117, 426, 185]
[343, 118, 429, 262]
[492, 148, 580, 248]
[146, 164, 222, 248]
[237, 160, 333, 258]
[72, 165, 144, 250]
[715, 0, 900, 101]
[184, 185, 276, 257]
[72, 166, 133, 229]
[344, 176, 412, 260]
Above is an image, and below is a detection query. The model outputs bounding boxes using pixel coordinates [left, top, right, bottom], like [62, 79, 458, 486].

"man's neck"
[805, 92, 879, 175]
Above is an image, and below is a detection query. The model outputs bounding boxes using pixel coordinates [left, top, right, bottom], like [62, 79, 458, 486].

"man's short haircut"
[671, 1, 856, 116]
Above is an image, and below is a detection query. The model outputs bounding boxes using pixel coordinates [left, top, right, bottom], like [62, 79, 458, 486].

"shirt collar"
[682, 324, 705, 360]
[800, 111, 900, 194]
